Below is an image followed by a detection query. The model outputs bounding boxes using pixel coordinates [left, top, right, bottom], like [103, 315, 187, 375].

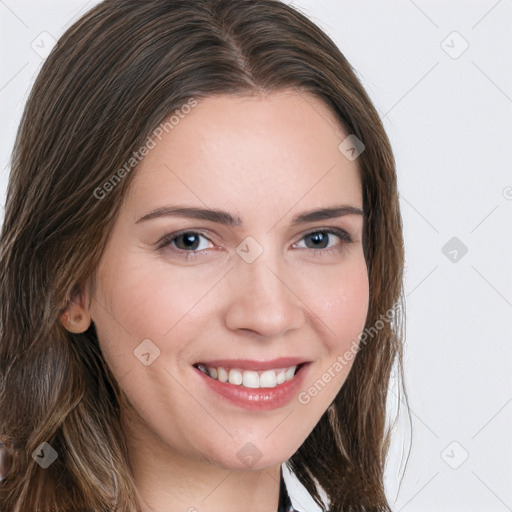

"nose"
[223, 247, 305, 338]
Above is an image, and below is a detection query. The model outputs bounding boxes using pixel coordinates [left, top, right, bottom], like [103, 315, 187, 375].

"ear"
[59, 285, 92, 333]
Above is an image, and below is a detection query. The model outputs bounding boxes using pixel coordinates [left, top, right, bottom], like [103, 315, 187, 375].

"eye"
[157, 227, 353, 260]
[157, 230, 214, 258]
[294, 229, 353, 253]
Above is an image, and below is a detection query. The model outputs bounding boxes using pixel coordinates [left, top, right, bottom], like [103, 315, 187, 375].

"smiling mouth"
[193, 362, 306, 389]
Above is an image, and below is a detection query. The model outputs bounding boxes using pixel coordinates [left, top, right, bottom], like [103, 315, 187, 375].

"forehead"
[126, 90, 362, 221]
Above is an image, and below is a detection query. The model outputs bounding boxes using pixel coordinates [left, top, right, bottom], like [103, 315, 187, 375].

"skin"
[61, 89, 369, 512]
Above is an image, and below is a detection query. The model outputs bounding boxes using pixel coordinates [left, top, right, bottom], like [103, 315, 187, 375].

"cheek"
[338, 260, 369, 339]
[93, 249, 369, 374]
[95, 257, 209, 335]
[298, 256, 369, 405]
[90, 254, 222, 383]
[280, 257, 369, 443]
[307, 255, 369, 353]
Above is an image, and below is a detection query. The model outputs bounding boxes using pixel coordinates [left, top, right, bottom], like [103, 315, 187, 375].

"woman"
[0, 1, 407, 511]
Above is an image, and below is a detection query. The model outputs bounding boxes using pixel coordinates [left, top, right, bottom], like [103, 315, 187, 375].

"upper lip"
[194, 357, 310, 371]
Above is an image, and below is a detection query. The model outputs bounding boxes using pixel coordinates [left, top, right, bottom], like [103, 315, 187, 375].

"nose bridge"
[224, 239, 304, 336]
[245, 252, 288, 304]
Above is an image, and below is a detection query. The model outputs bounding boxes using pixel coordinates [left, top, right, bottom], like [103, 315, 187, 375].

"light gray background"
[1, 1, 511, 511]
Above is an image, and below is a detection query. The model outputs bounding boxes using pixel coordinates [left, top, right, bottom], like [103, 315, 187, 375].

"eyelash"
[157, 228, 353, 260]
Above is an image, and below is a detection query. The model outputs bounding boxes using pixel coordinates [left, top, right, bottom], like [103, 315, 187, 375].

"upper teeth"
[197, 364, 298, 388]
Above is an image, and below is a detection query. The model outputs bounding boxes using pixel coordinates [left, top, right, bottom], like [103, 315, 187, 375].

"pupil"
[308, 232, 327, 249]
[179, 233, 199, 250]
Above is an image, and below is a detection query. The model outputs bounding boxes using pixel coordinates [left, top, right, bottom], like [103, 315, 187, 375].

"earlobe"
[59, 287, 92, 333]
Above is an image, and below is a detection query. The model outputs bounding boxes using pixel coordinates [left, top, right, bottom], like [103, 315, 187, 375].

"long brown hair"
[0, 1, 407, 510]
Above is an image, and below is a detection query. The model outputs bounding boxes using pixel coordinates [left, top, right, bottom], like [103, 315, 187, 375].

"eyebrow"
[135, 204, 364, 226]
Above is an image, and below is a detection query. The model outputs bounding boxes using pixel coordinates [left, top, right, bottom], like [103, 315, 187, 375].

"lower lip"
[194, 363, 310, 411]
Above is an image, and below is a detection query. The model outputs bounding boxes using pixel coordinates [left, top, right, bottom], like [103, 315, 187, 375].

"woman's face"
[86, 90, 369, 470]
